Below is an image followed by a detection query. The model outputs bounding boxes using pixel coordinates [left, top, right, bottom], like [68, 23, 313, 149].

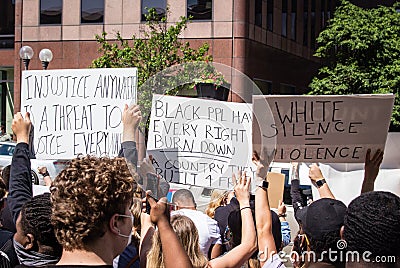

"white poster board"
[21, 68, 137, 159]
[253, 94, 394, 163]
[147, 94, 255, 188]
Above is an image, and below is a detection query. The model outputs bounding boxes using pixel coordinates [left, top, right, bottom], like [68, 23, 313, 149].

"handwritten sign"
[253, 94, 394, 163]
[21, 68, 137, 159]
[147, 94, 255, 188]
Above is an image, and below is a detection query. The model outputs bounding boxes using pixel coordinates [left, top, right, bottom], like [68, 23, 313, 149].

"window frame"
[80, 0, 105, 24]
[186, 0, 213, 22]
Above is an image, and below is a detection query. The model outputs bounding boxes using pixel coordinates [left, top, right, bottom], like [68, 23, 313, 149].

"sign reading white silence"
[253, 94, 394, 163]
[147, 94, 255, 188]
[21, 68, 137, 159]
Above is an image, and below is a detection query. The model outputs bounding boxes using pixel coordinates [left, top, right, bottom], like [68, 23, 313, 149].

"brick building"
[2, 0, 392, 131]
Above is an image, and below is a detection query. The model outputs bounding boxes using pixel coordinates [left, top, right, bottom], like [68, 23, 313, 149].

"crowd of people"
[0, 103, 399, 268]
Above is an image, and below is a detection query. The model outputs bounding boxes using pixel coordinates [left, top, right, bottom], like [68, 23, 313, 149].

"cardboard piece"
[267, 172, 285, 209]
[20, 68, 137, 159]
[253, 94, 394, 163]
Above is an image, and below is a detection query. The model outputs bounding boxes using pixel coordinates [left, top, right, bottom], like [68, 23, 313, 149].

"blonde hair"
[205, 189, 229, 218]
[146, 215, 208, 268]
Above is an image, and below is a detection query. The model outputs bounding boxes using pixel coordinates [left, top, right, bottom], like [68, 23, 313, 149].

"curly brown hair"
[50, 156, 137, 251]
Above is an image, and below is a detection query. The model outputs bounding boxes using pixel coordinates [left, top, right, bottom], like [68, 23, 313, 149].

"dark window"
[327, 0, 332, 21]
[267, 0, 273, 31]
[254, 79, 273, 95]
[255, 0, 262, 27]
[81, 0, 104, 24]
[187, 0, 212, 20]
[311, 0, 316, 49]
[141, 0, 167, 21]
[291, 0, 296, 40]
[279, 83, 296, 94]
[282, 0, 287, 36]
[0, 0, 15, 48]
[40, 0, 62, 24]
[321, 0, 326, 28]
[303, 0, 308, 46]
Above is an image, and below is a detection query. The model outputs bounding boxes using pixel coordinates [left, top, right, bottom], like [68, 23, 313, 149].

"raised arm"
[8, 112, 33, 223]
[290, 162, 304, 215]
[118, 104, 142, 168]
[208, 173, 257, 268]
[254, 159, 277, 267]
[309, 164, 335, 199]
[148, 195, 193, 268]
[361, 149, 383, 194]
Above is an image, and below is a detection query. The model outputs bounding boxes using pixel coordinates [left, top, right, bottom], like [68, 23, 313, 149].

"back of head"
[51, 155, 137, 251]
[205, 190, 229, 218]
[147, 215, 207, 268]
[1, 165, 10, 191]
[172, 189, 196, 208]
[344, 191, 400, 257]
[20, 193, 62, 257]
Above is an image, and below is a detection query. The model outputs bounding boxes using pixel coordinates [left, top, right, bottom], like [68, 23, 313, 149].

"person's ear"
[109, 214, 121, 235]
[340, 225, 345, 240]
[25, 234, 35, 250]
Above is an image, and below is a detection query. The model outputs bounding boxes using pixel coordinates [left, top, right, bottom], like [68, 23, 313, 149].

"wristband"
[258, 180, 269, 190]
[240, 206, 251, 211]
[41, 171, 50, 177]
[278, 214, 286, 218]
[316, 178, 326, 188]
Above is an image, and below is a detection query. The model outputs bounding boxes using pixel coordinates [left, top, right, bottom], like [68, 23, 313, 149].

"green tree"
[91, 9, 212, 130]
[309, 1, 400, 130]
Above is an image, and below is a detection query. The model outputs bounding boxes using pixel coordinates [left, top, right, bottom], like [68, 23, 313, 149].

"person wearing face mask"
[48, 154, 137, 267]
[8, 112, 62, 267]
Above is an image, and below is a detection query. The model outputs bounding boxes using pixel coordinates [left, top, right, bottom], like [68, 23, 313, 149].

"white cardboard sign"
[147, 94, 256, 188]
[21, 68, 137, 159]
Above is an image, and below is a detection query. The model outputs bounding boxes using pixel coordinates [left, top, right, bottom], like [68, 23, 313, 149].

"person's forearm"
[290, 179, 304, 213]
[317, 183, 335, 199]
[361, 179, 374, 193]
[239, 208, 257, 252]
[255, 187, 277, 265]
[157, 220, 193, 268]
[8, 143, 33, 223]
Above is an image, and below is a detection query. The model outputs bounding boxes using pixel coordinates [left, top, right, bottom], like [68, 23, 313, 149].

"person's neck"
[177, 206, 196, 211]
[57, 248, 112, 265]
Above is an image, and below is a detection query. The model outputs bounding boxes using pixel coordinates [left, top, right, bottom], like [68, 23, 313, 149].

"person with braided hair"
[8, 112, 62, 267]
[342, 191, 400, 267]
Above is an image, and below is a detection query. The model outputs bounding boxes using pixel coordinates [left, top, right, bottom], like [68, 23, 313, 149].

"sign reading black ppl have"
[20, 68, 137, 159]
[253, 94, 395, 163]
[147, 94, 256, 188]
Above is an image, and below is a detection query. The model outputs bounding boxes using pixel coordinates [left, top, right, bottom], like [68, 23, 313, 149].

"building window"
[255, 0, 262, 27]
[40, 0, 62, 24]
[0, 0, 15, 48]
[327, 0, 332, 21]
[141, 0, 167, 21]
[291, 0, 296, 40]
[254, 79, 273, 95]
[303, 0, 308, 46]
[81, 0, 104, 24]
[321, 0, 326, 28]
[282, 0, 287, 36]
[311, 0, 316, 49]
[279, 83, 296, 94]
[267, 0, 273, 31]
[187, 0, 212, 20]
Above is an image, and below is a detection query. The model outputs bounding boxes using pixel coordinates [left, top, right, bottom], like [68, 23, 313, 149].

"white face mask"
[118, 230, 132, 247]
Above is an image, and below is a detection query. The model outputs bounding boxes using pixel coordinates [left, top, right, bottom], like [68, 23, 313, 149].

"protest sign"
[147, 94, 255, 188]
[253, 94, 394, 163]
[267, 172, 285, 209]
[21, 68, 137, 159]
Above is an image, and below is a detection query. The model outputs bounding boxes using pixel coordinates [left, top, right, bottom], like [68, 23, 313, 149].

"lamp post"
[19, 46, 34, 70]
[39, 49, 53, 70]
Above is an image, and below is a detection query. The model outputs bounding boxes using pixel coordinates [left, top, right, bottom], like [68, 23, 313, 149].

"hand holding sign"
[122, 104, 142, 142]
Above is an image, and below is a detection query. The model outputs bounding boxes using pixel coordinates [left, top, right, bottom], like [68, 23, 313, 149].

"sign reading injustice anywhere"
[253, 94, 394, 163]
[147, 94, 255, 188]
[21, 68, 137, 159]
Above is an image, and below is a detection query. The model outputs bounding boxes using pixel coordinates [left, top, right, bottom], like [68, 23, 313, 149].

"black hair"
[1, 165, 10, 191]
[20, 193, 62, 257]
[307, 229, 345, 266]
[0, 178, 6, 208]
[344, 191, 400, 257]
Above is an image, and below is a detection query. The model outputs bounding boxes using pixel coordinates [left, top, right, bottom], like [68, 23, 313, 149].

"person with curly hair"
[49, 154, 137, 267]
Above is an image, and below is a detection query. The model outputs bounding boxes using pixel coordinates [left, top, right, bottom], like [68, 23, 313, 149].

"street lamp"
[39, 48, 53, 70]
[19, 46, 34, 70]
